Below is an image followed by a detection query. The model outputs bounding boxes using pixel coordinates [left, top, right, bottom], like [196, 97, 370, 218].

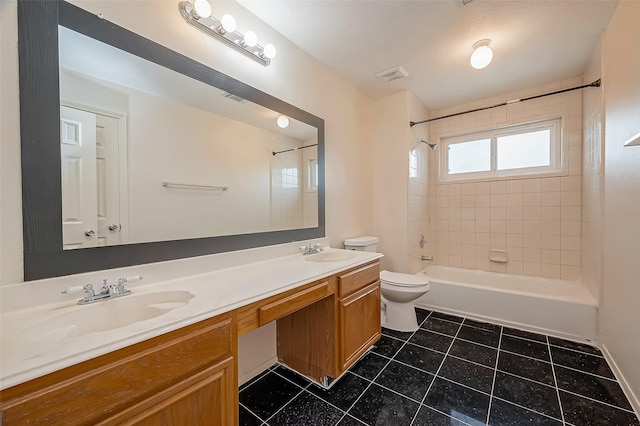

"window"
[441, 118, 561, 181]
[281, 168, 298, 188]
[307, 159, 318, 191]
[409, 149, 418, 178]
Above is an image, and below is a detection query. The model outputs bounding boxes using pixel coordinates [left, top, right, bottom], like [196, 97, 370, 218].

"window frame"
[440, 118, 563, 182]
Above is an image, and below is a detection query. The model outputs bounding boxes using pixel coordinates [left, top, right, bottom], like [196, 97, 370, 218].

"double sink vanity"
[4, 2, 377, 424]
[0, 248, 383, 425]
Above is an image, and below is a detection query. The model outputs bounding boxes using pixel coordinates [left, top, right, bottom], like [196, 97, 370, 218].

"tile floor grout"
[547, 334, 568, 425]
[240, 308, 640, 426]
[484, 325, 503, 424]
[410, 311, 463, 426]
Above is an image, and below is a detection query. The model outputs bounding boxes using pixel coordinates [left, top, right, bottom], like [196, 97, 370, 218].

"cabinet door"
[339, 281, 381, 372]
[104, 357, 236, 426]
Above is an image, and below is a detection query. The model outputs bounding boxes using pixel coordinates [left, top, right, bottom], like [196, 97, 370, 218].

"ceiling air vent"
[221, 92, 247, 103]
[375, 66, 409, 83]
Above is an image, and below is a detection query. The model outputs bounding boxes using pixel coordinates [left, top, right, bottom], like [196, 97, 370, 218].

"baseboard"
[238, 355, 278, 387]
[600, 344, 640, 419]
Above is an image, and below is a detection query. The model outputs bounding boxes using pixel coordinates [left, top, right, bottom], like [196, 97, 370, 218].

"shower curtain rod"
[409, 79, 601, 127]
[272, 143, 318, 156]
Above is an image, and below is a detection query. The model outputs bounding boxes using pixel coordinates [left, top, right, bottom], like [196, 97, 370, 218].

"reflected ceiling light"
[178, 1, 276, 66]
[470, 39, 493, 70]
[277, 115, 290, 128]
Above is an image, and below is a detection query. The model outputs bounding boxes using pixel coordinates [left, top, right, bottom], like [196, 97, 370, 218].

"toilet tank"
[344, 236, 379, 252]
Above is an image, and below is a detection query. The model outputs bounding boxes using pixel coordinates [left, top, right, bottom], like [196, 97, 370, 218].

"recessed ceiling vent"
[375, 66, 409, 83]
[220, 91, 247, 103]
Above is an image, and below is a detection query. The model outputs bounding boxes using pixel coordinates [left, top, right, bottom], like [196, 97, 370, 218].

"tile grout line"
[271, 367, 312, 391]
[334, 310, 432, 424]
[499, 347, 552, 364]
[485, 326, 504, 425]
[558, 387, 639, 414]
[262, 386, 308, 425]
[409, 315, 464, 426]
[551, 361, 618, 381]
[239, 402, 266, 425]
[547, 334, 567, 426]
[548, 343, 604, 358]
[504, 333, 604, 359]
[490, 395, 568, 424]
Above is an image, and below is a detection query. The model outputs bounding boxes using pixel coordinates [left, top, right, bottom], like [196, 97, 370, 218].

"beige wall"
[0, 0, 374, 285]
[581, 36, 604, 301]
[372, 91, 430, 273]
[600, 0, 640, 410]
[372, 92, 410, 272]
[428, 79, 583, 280]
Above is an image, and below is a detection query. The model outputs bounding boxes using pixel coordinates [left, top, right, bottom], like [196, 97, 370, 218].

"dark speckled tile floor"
[239, 308, 640, 425]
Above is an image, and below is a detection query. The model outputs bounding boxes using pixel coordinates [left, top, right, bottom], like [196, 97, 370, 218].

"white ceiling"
[237, 0, 618, 110]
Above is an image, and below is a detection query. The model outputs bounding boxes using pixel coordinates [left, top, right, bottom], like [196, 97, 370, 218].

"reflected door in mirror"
[61, 106, 123, 249]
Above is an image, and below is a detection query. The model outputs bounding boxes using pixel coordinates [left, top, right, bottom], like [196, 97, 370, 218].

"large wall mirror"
[18, 0, 325, 280]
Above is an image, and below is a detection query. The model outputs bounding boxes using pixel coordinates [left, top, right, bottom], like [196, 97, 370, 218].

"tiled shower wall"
[408, 142, 431, 273]
[427, 78, 583, 280]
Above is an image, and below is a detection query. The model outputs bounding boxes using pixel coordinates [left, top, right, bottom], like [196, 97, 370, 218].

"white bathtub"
[415, 265, 598, 343]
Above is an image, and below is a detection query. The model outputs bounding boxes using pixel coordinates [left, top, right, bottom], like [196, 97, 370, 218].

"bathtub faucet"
[421, 255, 434, 262]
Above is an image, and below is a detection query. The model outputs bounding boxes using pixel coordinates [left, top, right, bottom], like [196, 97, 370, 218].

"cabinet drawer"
[0, 314, 234, 426]
[338, 261, 380, 298]
[259, 281, 330, 325]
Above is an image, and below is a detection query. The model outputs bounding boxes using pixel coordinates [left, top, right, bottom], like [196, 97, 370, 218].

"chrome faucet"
[62, 275, 141, 305]
[300, 243, 324, 255]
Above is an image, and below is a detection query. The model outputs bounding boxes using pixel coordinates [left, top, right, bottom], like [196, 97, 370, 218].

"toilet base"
[381, 296, 419, 332]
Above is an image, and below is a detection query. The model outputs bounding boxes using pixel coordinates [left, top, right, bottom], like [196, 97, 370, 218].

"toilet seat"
[380, 270, 430, 288]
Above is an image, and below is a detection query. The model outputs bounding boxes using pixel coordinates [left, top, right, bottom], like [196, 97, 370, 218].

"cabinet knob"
[84, 229, 95, 237]
[108, 224, 119, 231]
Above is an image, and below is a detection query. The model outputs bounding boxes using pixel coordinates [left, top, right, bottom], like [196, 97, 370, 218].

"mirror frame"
[18, 0, 325, 281]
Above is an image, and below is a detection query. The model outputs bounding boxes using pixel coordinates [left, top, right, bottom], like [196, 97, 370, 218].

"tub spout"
[421, 255, 434, 262]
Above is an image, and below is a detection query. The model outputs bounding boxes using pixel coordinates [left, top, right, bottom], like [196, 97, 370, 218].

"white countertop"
[0, 248, 382, 390]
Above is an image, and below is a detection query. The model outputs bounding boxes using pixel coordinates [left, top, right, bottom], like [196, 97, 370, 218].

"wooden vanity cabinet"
[337, 262, 381, 372]
[0, 312, 237, 426]
[276, 260, 381, 385]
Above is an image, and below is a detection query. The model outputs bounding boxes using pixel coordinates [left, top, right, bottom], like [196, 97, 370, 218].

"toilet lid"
[380, 270, 430, 288]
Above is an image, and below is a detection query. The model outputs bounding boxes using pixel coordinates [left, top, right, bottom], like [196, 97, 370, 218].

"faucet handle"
[314, 243, 324, 251]
[61, 284, 89, 295]
[113, 275, 141, 295]
[61, 284, 94, 297]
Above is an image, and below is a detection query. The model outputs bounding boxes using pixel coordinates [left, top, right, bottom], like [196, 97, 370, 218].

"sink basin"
[305, 251, 357, 262]
[23, 291, 195, 341]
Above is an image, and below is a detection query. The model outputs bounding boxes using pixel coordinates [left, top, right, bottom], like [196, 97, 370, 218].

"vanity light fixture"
[178, 0, 276, 66]
[470, 39, 493, 70]
[277, 115, 290, 128]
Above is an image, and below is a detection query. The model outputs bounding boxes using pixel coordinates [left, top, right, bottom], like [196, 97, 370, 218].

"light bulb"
[277, 115, 289, 128]
[243, 31, 258, 47]
[193, 0, 211, 19]
[220, 14, 237, 33]
[470, 40, 493, 70]
[262, 43, 276, 59]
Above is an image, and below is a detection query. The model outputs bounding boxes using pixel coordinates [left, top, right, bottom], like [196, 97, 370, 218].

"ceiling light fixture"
[470, 39, 493, 70]
[277, 115, 290, 128]
[178, 0, 276, 66]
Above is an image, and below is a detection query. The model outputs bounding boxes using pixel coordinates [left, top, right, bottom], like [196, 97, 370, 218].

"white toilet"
[344, 236, 430, 332]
